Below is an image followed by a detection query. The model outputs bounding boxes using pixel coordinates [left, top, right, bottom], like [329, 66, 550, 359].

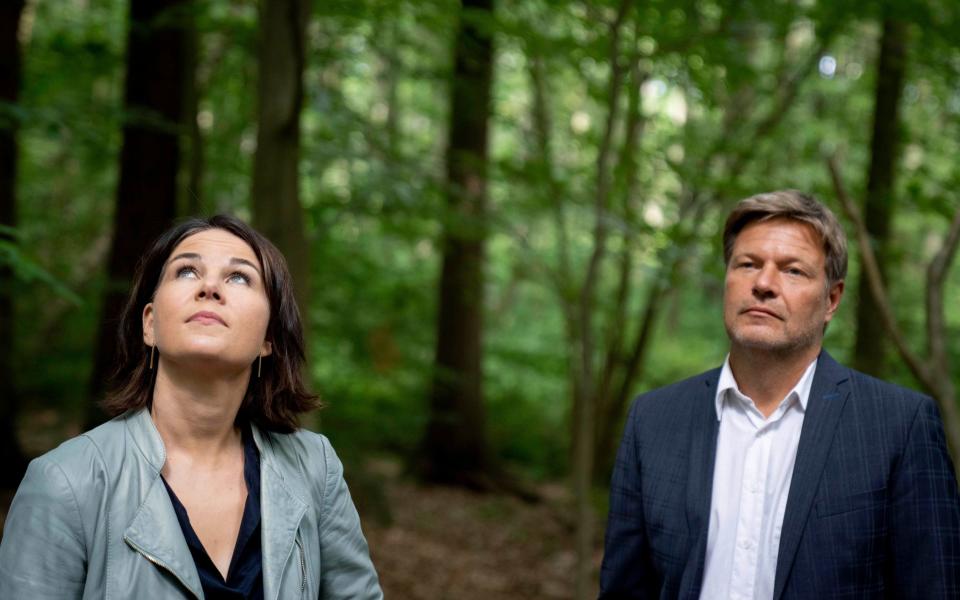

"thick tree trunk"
[251, 0, 310, 313]
[0, 0, 28, 487]
[87, 0, 190, 425]
[417, 0, 496, 487]
[853, 19, 908, 375]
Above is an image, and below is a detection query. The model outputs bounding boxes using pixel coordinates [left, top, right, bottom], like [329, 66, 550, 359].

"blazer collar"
[121, 409, 308, 600]
[772, 349, 850, 600]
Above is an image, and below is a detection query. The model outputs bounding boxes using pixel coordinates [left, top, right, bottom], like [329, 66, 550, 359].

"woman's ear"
[142, 303, 155, 347]
[260, 339, 273, 357]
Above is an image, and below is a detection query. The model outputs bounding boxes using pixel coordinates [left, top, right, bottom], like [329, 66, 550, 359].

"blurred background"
[2, 0, 960, 598]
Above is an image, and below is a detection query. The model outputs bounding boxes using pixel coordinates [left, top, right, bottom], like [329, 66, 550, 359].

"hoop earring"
[257, 354, 262, 378]
[149, 345, 155, 370]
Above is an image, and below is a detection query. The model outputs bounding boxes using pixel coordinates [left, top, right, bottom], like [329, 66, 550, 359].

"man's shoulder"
[629, 367, 720, 417]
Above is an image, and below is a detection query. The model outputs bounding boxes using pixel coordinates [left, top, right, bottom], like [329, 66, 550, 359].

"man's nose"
[752, 265, 778, 298]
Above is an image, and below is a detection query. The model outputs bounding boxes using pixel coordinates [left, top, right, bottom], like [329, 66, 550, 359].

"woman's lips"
[188, 311, 227, 326]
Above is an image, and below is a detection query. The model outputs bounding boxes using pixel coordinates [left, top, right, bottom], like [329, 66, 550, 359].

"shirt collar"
[714, 355, 818, 421]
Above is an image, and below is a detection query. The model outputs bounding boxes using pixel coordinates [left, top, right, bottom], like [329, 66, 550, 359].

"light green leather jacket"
[0, 408, 383, 599]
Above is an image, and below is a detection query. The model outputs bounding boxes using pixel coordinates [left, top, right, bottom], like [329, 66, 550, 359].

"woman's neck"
[149, 359, 250, 459]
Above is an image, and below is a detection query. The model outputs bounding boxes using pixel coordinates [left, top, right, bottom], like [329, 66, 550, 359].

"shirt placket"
[729, 423, 771, 600]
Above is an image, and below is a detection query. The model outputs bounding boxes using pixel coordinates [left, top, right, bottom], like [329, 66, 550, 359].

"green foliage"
[10, 0, 960, 474]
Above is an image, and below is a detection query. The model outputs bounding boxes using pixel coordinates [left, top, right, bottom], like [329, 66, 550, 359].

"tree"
[417, 0, 499, 488]
[251, 0, 310, 311]
[88, 0, 192, 424]
[851, 17, 909, 375]
[0, 0, 28, 487]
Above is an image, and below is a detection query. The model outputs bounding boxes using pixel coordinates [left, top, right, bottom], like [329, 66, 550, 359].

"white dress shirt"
[699, 356, 817, 600]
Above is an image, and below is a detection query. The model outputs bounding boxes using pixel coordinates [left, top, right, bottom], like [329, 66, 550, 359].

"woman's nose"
[196, 278, 222, 301]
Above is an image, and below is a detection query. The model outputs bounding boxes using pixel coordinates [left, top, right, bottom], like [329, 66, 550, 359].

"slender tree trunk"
[87, 0, 190, 425]
[417, 0, 497, 487]
[251, 0, 310, 313]
[853, 18, 908, 375]
[0, 0, 28, 487]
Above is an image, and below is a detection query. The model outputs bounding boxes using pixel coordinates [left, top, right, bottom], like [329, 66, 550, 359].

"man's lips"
[741, 306, 782, 320]
[187, 311, 227, 326]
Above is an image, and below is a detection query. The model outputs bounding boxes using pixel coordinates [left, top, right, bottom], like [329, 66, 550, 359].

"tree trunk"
[87, 0, 190, 425]
[251, 0, 310, 313]
[417, 0, 497, 487]
[853, 18, 908, 375]
[0, 0, 28, 487]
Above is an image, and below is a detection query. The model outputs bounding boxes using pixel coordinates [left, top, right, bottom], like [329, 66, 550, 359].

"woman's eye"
[227, 272, 251, 285]
[176, 266, 199, 279]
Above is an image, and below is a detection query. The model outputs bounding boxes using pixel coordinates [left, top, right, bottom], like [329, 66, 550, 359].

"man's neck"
[727, 345, 821, 417]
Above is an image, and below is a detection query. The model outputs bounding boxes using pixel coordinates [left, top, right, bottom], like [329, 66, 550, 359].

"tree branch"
[826, 155, 932, 387]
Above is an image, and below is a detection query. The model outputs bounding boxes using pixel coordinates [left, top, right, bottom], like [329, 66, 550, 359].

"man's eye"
[176, 266, 199, 279]
[227, 272, 251, 285]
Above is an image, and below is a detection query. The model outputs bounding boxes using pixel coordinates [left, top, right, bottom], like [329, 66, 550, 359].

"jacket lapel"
[123, 479, 205, 599]
[254, 428, 308, 600]
[122, 410, 204, 599]
[772, 350, 850, 600]
[683, 369, 721, 599]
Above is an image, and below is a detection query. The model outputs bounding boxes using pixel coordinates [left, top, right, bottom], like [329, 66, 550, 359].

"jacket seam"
[81, 432, 114, 600]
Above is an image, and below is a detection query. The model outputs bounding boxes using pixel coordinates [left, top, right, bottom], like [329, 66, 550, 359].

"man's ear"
[142, 303, 155, 347]
[824, 280, 844, 322]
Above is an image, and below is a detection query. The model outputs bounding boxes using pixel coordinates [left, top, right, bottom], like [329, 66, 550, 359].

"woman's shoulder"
[254, 426, 345, 497]
[255, 426, 336, 468]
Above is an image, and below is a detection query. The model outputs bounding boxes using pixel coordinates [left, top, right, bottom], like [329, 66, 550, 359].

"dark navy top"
[162, 426, 264, 600]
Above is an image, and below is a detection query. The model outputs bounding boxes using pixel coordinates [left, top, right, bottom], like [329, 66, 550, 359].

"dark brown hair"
[723, 189, 848, 286]
[103, 214, 318, 432]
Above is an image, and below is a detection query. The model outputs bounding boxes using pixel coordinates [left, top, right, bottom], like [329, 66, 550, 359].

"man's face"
[723, 217, 843, 356]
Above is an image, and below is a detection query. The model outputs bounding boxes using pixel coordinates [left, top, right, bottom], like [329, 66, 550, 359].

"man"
[599, 190, 960, 599]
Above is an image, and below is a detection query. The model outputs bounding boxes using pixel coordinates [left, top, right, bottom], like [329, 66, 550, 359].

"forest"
[2, 0, 960, 598]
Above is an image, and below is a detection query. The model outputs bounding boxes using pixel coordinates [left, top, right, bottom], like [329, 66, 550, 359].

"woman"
[0, 215, 383, 599]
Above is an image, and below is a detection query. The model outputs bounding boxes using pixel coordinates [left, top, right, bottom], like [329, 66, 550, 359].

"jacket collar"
[683, 349, 850, 599]
[121, 409, 308, 600]
[772, 349, 850, 600]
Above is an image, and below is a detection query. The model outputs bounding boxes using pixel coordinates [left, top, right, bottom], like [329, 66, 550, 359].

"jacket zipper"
[295, 537, 307, 597]
[125, 538, 201, 600]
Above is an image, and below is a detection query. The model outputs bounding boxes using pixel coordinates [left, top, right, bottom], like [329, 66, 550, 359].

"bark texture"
[87, 0, 190, 425]
[0, 0, 28, 487]
[418, 0, 497, 487]
[853, 18, 908, 375]
[251, 0, 311, 312]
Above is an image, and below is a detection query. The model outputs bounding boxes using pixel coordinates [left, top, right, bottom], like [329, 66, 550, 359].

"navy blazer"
[599, 351, 960, 599]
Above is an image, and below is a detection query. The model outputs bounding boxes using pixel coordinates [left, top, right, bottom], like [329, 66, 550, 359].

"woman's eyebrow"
[229, 257, 261, 276]
[168, 252, 201, 263]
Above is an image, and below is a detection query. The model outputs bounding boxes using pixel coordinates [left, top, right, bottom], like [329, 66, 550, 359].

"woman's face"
[142, 229, 272, 374]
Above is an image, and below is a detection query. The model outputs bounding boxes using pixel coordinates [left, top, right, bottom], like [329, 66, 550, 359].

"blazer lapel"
[254, 428, 308, 600]
[772, 350, 850, 600]
[683, 369, 721, 599]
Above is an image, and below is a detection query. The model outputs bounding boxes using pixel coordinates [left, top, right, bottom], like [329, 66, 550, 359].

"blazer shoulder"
[628, 367, 720, 420]
[844, 367, 931, 413]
